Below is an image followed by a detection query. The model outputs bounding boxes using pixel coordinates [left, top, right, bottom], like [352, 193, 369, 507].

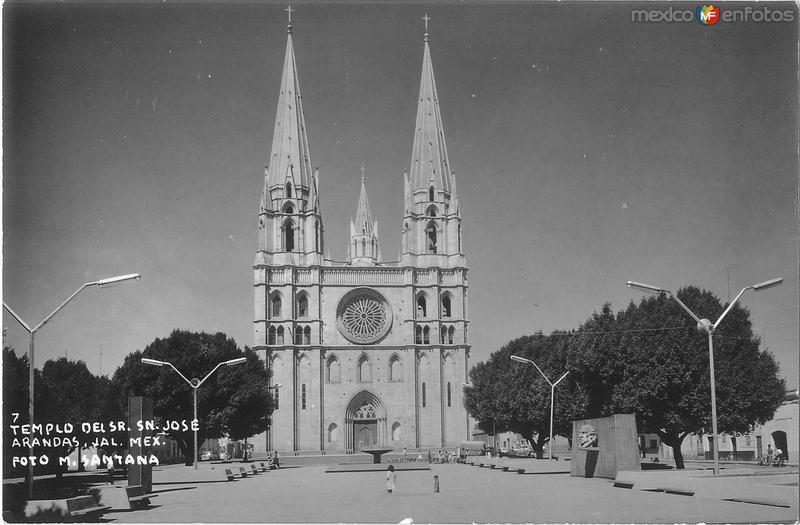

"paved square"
[108, 462, 798, 523]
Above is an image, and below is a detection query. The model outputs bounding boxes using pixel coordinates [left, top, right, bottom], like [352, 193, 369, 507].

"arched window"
[294, 326, 303, 345]
[315, 221, 321, 252]
[389, 355, 402, 382]
[270, 293, 282, 318]
[448, 326, 455, 345]
[447, 382, 452, 407]
[441, 329, 447, 344]
[415, 325, 422, 344]
[422, 382, 427, 407]
[276, 326, 285, 345]
[301, 384, 306, 409]
[429, 186, 435, 202]
[303, 326, 311, 345]
[442, 295, 452, 318]
[392, 422, 401, 441]
[457, 224, 462, 253]
[297, 294, 308, 318]
[326, 355, 341, 382]
[285, 182, 292, 198]
[283, 220, 295, 252]
[358, 355, 372, 382]
[283, 202, 294, 214]
[426, 222, 437, 254]
[426, 206, 437, 217]
[268, 326, 276, 345]
[328, 423, 338, 442]
[423, 326, 430, 344]
[416, 294, 427, 318]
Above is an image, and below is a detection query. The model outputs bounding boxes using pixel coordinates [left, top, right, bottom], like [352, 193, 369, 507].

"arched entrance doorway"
[772, 431, 788, 460]
[345, 390, 387, 453]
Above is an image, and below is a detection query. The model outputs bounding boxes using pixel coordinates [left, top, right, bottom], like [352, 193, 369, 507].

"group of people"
[758, 444, 785, 466]
[400, 447, 456, 463]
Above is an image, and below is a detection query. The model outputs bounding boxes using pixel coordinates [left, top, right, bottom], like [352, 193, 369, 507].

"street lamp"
[627, 277, 782, 475]
[3, 272, 141, 499]
[510, 355, 569, 461]
[142, 356, 247, 469]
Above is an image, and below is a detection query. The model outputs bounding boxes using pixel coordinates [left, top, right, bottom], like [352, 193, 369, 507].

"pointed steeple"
[255, 11, 324, 267]
[408, 15, 454, 197]
[266, 15, 315, 203]
[349, 168, 380, 266]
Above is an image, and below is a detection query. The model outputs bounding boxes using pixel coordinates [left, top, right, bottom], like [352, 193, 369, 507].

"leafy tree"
[568, 286, 785, 469]
[464, 333, 586, 458]
[112, 330, 273, 464]
[3, 346, 32, 477]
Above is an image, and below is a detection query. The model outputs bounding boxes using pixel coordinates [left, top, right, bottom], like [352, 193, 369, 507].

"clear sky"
[3, 1, 798, 389]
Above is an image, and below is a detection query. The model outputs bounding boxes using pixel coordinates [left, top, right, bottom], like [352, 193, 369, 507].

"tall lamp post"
[510, 355, 569, 461]
[142, 356, 247, 469]
[627, 277, 782, 475]
[3, 273, 141, 499]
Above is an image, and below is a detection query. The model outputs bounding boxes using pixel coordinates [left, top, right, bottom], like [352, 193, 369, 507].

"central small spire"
[361, 165, 366, 183]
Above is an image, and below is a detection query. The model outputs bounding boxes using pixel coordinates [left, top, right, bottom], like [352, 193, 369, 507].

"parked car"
[200, 451, 220, 461]
[507, 445, 534, 458]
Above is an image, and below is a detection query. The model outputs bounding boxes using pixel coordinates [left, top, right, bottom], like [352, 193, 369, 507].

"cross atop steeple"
[286, 5, 293, 33]
[360, 165, 366, 183]
[422, 14, 430, 32]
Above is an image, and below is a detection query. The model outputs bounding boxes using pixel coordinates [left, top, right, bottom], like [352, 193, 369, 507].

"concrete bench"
[24, 495, 110, 520]
[239, 466, 249, 478]
[259, 462, 269, 472]
[89, 484, 158, 510]
[225, 468, 236, 481]
[250, 464, 260, 475]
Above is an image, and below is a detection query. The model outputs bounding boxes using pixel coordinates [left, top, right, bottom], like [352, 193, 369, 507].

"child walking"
[385, 464, 397, 494]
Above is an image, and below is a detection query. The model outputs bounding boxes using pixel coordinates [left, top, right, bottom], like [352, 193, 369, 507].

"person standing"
[385, 464, 397, 494]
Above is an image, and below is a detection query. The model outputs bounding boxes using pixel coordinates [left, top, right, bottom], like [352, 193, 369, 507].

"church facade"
[252, 16, 469, 455]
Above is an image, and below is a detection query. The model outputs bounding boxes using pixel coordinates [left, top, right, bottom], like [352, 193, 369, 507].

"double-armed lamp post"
[3, 273, 142, 499]
[627, 277, 782, 475]
[510, 355, 569, 461]
[141, 357, 247, 469]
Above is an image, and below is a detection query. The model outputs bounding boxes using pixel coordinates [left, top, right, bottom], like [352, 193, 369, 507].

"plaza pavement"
[102, 460, 798, 523]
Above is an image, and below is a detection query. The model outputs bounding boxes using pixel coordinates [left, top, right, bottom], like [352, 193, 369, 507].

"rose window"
[336, 289, 392, 344]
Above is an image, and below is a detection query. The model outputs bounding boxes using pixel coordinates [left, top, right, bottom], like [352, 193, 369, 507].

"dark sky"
[3, 1, 798, 387]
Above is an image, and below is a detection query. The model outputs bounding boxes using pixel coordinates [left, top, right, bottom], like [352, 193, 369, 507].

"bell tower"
[400, 18, 465, 269]
[255, 13, 324, 269]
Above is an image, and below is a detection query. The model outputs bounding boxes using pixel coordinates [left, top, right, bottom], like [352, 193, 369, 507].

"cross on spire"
[422, 14, 430, 32]
[286, 5, 293, 23]
[361, 165, 366, 183]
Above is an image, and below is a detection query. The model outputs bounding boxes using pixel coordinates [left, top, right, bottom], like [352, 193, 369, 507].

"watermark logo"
[696, 5, 720, 26]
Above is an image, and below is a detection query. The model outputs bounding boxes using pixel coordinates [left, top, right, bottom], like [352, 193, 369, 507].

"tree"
[112, 330, 273, 464]
[3, 347, 32, 477]
[568, 286, 786, 469]
[464, 333, 587, 458]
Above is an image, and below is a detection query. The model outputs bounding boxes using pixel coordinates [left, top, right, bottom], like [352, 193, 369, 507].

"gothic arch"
[426, 220, 438, 254]
[345, 390, 388, 453]
[269, 291, 283, 318]
[326, 354, 341, 383]
[426, 205, 438, 217]
[428, 185, 435, 202]
[282, 201, 294, 214]
[357, 353, 372, 382]
[388, 354, 403, 382]
[282, 219, 296, 251]
[441, 293, 452, 317]
[285, 181, 293, 199]
[296, 292, 309, 318]
[416, 292, 428, 318]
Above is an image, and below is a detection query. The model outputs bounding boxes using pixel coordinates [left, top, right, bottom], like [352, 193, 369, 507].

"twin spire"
[261, 11, 461, 266]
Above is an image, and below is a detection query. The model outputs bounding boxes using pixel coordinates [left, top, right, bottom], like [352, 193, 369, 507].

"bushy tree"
[112, 330, 273, 464]
[568, 286, 785, 469]
[464, 333, 587, 458]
